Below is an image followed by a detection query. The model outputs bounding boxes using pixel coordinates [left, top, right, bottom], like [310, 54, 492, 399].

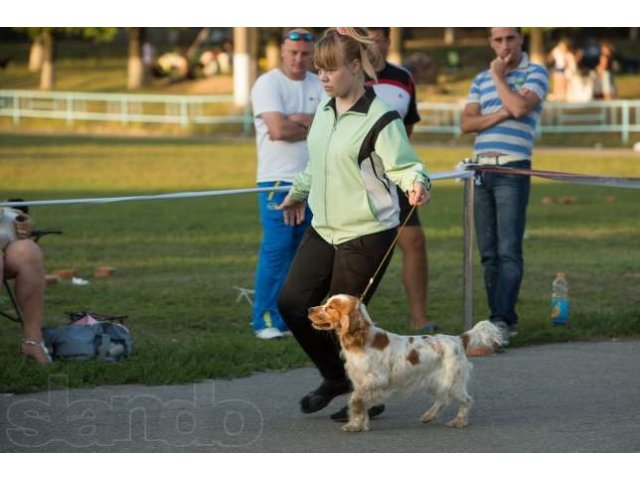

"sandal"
[415, 322, 439, 335]
[21, 339, 53, 365]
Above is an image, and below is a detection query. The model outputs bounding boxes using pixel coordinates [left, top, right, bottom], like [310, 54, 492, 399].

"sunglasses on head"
[285, 32, 315, 42]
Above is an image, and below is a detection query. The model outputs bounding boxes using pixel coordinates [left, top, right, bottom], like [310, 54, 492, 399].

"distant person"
[1, 202, 51, 364]
[460, 27, 548, 346]
[156, 51, 189, 81]
[594, 41, 616, 100]
[547, 39, 573, 101]
[142, 40, 156, 79]
[277, 27, 431, 422]
[217, 39, 233, 75]
[199, 50, 220, 77]
[249, 28, 323, 340]
[0, 56, 13, 70]
[366, 27, 436, 334]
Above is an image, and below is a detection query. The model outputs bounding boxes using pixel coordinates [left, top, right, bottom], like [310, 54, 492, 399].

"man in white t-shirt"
[250, 28, 323, 340]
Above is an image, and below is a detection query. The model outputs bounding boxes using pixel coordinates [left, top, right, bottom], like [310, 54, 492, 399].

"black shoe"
[330, 404, 386, 422]
[300, 378, 352, 414]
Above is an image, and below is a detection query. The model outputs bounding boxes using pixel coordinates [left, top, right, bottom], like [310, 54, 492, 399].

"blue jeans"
[474, 161, 531, 326]
[252, 181, 311, 332]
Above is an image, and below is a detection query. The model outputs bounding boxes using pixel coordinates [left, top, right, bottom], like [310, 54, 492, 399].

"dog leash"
[359, 204, 417, 302]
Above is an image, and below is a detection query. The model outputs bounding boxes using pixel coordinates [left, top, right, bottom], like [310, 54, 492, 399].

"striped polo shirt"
[466, 53, 549, 158]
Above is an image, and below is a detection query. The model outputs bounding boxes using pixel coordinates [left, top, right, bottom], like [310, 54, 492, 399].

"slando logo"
[4, 375, 264, 449]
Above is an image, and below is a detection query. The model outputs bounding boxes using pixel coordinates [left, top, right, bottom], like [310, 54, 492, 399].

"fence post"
[180, 99, 188, 129]
[243, 104, 252, 136]
[121, 97, 128, 125]
[66, 92, 73, 125]
[453, 108, 461, 138]
[463, 173, 475, 331]
[12, 92, 20, 125]
[622, 101, 630, 144]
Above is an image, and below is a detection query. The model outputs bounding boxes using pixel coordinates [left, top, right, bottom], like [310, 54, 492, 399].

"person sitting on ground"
[1, 203, 51, 364]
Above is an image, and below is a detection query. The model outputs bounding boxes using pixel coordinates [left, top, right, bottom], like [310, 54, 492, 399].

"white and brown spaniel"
[308, 294, 502, 432]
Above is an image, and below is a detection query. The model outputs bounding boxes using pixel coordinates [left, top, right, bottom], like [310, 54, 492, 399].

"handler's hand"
[14, 213, 34, 240]
[490, 54, 512, 78]
[407, 181, 431, 207]
[276, 195, 306, 226]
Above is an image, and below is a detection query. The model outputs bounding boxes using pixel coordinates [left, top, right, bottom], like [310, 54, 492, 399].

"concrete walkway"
[1, 340, 639, 452]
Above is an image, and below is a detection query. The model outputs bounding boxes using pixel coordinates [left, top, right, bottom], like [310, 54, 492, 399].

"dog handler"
[277, 28, 431, 421]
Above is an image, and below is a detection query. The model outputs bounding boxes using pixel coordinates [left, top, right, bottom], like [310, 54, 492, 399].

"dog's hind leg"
[446, 393, 473, 428]
[445, 363, 473, 428]
[420, 399, 446, 423]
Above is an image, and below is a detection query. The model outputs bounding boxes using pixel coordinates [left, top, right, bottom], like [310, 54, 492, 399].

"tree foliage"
[13, 27, 117, 42]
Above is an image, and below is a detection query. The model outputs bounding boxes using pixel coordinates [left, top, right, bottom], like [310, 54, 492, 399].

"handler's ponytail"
[314, 27, 383, 82]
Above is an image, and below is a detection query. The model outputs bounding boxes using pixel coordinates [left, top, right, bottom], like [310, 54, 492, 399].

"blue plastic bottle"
[550, 272, 569, 325]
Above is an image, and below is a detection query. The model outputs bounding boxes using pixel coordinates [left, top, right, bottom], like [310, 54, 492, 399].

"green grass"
[1, 134, 640, 393]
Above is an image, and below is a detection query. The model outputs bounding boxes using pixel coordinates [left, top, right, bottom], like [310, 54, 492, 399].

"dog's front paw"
[446, 417, 468, 428]
[420, 412, 437, 423]
[342, 422, 368, 433]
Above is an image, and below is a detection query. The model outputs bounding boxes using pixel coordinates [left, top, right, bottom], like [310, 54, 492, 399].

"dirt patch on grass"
[162, 76, 233, 95]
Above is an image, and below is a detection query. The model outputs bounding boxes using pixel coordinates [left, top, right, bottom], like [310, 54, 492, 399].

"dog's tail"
[460, 320, 503, 355]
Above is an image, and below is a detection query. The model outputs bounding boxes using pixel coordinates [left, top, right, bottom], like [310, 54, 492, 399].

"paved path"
[1, 340, 639, 452]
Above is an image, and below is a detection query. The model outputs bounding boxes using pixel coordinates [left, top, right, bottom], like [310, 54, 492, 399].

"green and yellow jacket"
[290, 86, 430, 245]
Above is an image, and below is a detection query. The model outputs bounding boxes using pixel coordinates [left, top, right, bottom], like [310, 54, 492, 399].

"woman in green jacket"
[277, 27, 431, 422]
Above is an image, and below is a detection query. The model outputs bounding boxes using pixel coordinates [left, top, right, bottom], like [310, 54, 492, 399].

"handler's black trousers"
[278, 226, 396, 381]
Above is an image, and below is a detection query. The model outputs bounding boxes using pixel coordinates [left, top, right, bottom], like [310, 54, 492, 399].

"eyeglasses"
[284, 32, 315, 42]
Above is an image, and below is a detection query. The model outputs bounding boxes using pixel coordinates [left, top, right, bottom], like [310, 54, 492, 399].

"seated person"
[1, 203, 51, 364]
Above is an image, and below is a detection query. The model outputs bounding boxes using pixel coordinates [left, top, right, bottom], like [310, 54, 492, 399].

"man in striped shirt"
[461, 27, 549, 345]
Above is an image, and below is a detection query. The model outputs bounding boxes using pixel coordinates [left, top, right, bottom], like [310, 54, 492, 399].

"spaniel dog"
[308, 294, 502, 432]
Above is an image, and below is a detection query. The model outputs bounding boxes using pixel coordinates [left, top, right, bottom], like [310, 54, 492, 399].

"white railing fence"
[2, 90, 640, 143]
[0, 90, 253, 133]
[416, 100, 640, 143]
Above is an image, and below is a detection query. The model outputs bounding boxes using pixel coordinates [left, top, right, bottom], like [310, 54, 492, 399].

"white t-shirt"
[251, 69, 323, 183]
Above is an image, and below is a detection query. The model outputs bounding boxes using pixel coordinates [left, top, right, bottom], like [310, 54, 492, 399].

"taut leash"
[359, 204, 417, 302]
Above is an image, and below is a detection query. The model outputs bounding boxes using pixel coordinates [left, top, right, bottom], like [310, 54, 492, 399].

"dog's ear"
[339, 298, 368, 350]
[347, 300, 365, 335]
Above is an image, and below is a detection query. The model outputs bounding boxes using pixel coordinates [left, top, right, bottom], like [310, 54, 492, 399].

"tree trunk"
[233, 27, 258, 107]
[40, 28, 55, 90]
[128, 28, 144, 90]
[265, 29, 280, 71]
[388, 27, 403, 65]
[444, 27, 455, 46]
[528, 27, 545, 65]
[28, 33, 44, 72]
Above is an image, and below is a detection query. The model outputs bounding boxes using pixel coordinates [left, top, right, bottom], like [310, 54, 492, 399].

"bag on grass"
[42, 312, 132, 362]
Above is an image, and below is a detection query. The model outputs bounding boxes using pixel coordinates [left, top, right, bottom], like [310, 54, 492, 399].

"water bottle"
[550, 272, 569, 325]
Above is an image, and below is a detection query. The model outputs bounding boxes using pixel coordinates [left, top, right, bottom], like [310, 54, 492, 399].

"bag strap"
[97, 333, 111, 360]
[66, 311, 129, 324]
